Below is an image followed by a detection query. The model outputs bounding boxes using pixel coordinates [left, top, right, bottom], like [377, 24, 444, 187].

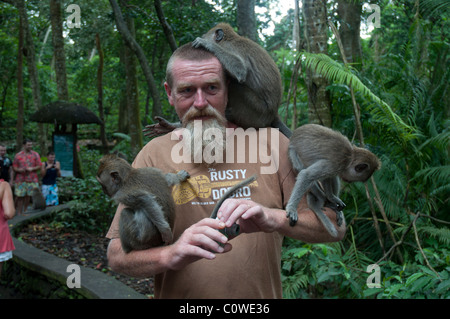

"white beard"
[181, 105, 227, 165]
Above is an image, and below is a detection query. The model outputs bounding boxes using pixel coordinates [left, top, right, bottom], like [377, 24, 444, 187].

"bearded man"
[106, 43, 345, 299]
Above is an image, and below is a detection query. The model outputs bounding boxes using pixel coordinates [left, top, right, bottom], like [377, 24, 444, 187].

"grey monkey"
[210, 175, 257, 242]
[96, 153, 190, 253]
[31, 186, 46, 210]
[286, 124, 381, 237]
[143, 23, 291, 138]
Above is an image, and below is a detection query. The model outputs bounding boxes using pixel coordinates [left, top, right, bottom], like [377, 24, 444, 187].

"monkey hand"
[285, 205, 298, 226]
[142, 116, 179, 138]
[192, 37, 247, 83]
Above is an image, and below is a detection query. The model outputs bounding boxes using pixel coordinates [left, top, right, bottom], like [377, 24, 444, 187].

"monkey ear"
[110, 171, 121, 184]
[215, 29, 224, 42]
[355, 163, 368, 173]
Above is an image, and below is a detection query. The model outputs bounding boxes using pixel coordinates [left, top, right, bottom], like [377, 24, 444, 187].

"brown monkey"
[210, 175, 257, 242]
[143, 23, 291, 138]
[31, 187, 46, 210]
[286, 124, 381, 237]
[96, 153, 190, 253]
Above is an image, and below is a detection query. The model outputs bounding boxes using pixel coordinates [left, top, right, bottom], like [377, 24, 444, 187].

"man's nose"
[193, 89, 208, 109]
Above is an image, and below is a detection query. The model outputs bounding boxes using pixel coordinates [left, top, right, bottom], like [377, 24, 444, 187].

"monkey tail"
[210, 175, 257, 219]
[313, 207, 339, 238]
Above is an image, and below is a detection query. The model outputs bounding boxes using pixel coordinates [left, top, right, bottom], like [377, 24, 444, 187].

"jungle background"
[0, 0, 448, 298]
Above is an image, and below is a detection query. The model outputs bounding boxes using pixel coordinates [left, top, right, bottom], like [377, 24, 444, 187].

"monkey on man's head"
[96, 153, 190, 253]
[286, 124, 381, 237]
[143, 23, 291, 138]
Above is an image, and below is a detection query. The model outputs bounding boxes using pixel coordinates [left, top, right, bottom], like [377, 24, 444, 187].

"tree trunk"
[49, 0, 69, 100]
[122, 14, 142, 158]
[109, 0, 162, 119]
[237, 0, 257, 41]
[154, 0, 177, 52]
[337, 0, 362, 67]
[16, 11, 24, 152]
[96, 33, 108, 154]
[293, 0, 301, 51]
[17, 0, 47, 154]
[302, 0, 332, 127]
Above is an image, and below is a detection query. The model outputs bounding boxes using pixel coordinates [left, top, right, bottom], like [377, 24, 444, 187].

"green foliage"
[282, 237, 374, 298]
[302, 52, 417, 144]
[54, 176, 115, 235]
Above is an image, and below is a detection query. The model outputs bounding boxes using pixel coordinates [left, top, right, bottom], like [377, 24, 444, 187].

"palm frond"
[412, 165, 450, 184]
[302, 52, 417, 142]
[420, 0, 450, 18]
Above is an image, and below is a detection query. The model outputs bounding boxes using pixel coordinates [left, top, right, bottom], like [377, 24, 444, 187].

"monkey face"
[164, 57, 228, 123]
[340, 162, 378, 183]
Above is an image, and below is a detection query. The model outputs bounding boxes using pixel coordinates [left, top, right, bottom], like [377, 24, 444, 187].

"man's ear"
[164, 82, 174, 106]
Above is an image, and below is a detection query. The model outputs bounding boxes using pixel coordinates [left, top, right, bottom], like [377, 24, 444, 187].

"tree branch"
[109, 0, 162, 117]
[153, 0, 177, 52]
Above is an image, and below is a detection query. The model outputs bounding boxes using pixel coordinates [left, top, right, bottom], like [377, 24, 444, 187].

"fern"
[420, 226, 450, 246]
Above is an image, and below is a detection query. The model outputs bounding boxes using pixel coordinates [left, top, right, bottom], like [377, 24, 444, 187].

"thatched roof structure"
[30, 101, 102, 125]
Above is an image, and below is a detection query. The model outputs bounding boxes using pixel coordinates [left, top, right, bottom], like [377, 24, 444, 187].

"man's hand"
[216, 198, 279, 235]
[165, 218, 232, 271]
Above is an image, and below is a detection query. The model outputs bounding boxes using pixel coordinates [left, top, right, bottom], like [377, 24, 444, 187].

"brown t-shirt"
[106, 127, 300, 298]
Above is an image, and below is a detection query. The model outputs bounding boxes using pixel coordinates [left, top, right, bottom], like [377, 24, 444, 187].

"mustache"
[181, 105, 226, 126]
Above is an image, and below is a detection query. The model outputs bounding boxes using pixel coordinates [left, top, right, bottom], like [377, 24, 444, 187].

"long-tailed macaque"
[210, 175, 257, 241]
[31, 187, 46, 210]
[143, 23, 291, 138]
[96, 153, 190, 253]
[286, 124, 381, 237]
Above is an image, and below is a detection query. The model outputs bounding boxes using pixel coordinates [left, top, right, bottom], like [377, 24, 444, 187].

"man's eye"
[179, 87, 192, 94]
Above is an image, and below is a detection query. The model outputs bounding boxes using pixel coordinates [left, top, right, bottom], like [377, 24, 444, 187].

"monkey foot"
[178, 170, 190, 181]
[336, 210, 344, 227]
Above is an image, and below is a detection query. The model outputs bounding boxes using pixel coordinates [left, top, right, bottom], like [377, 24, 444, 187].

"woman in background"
[0, 179, 15, 277]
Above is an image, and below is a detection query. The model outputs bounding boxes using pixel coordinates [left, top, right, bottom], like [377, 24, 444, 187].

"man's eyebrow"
[176, 79, 221, 90]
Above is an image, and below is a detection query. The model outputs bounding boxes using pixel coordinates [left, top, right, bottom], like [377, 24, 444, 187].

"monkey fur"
[96, 153, 190, 253]
[286, 124, 381, 237]
[143, 23, 291, 138]
[208, 175, 257, 246]
[192, 23, 290, 137]
[31, 187, 46, 210]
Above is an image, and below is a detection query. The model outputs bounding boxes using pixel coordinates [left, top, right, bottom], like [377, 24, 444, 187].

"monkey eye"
[355, 163, 368, 173]
[215, 29, 224, 42]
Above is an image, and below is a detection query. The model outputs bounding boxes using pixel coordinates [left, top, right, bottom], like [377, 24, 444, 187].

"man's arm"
[217, 196, 346, 243]
[107, 204, 233, 278]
